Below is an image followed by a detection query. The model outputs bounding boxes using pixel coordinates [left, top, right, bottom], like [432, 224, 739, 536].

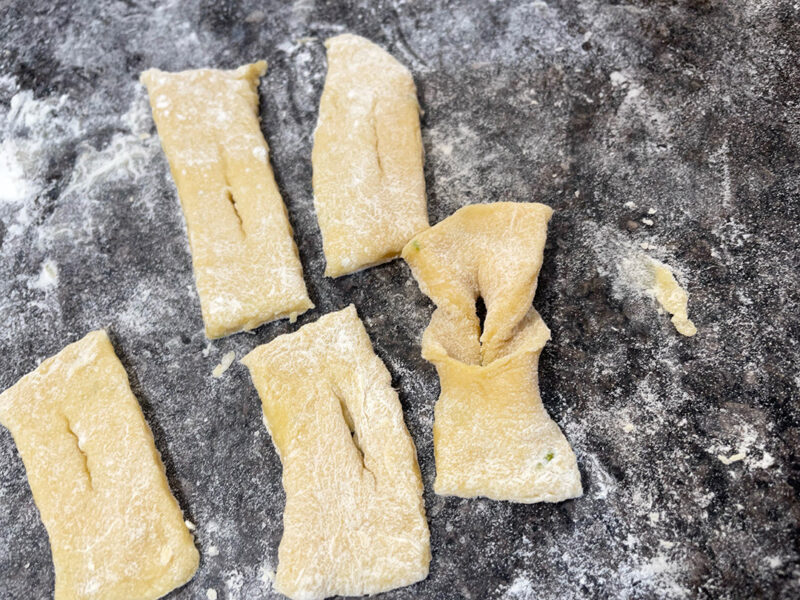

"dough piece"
[402, 203, 583, 503]
[242, 306, 430, 599]
[0, 331, 198, 599]
[650, 259, 697, 336]
[141, 62, 313, 338]
[312, 34, 429, 277]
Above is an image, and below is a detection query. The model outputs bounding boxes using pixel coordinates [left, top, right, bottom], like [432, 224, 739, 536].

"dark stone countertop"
[1, 1, 798, 598]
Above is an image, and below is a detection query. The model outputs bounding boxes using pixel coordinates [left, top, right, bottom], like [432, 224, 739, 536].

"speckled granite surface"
[1, 1, 798, 599]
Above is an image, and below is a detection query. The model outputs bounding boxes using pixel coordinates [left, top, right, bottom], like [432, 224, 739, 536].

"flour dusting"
[28, 260, 59, 291]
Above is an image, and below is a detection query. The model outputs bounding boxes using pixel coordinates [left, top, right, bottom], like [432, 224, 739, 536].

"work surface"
[1, 1, 798, 598]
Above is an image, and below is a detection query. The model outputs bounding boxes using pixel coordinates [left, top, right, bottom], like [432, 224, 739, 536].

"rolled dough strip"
[312, 34, 429, 277]
[402, 203, 583, 503]
[0, 330, 198, 599]
[141, 62, 313, 338]
[242, 305, 430, 599]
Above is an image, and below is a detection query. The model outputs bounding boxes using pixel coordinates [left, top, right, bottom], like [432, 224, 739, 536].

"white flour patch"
[259, 561, 275, 585]
[620, 554, 687, 599]
[502, 575, 534, 599]
[0, 87, 76, 238]
[28, 259, 59, 290]
[586, 452, 615, 500]
[0, 140, 35, 204]
[61, 91, 157, 198]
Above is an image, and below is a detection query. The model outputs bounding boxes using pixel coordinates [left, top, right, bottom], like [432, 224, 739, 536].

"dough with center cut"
[141, 62, 313, 338]
[402, 203, 583, 503]
[312, 34, 429, 277]
[0, 330, 199, 599]
[242, 305, 430, 600]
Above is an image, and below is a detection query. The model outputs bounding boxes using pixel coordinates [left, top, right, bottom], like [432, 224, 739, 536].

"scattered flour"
[259, 562, 275, 586]
[0, 85, 76, 239]
[223, 569, 245, 596]
[753, 452, 775, 469]
[502, 575, 534, 599]
[27, 259, 59, 291]
[765, 556, 783, 569]
[60, 91, 157, 198]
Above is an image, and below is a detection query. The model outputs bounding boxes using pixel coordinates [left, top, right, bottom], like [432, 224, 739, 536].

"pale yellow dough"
[402, 203, 583, 503]
[141, 62, 313, 338]
[312, 34, 429, 277]
[650, 260, 697, 336]
[0, 331, 199, 599]
[242, 306, 430, 600]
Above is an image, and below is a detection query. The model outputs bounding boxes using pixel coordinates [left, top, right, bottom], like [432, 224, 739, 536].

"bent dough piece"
[242, 306, 430, 599]
[402, 203, 583, 503]
[141, 62, 313, 338]
[312, 34, 429, 277]
[0, 331, 198, 600]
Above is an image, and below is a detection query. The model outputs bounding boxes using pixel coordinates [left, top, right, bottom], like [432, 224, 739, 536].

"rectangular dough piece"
[312, 34, 429, 277]
[242, 305, 430, 600]
[141, 62, 313, 338]
[0, 331, 199, 599]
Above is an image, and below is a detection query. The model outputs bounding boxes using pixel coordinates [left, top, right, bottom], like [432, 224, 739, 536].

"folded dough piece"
[0, 330, 198, 599]
[402, 203, 583, 503]
[242, 305, 430, 600]
[141, 62, 313, 338]
[312, 34, 429, 277]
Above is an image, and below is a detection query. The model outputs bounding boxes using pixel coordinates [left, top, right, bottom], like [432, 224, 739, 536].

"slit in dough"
[312, 34, 429, 278]
[141, 62, 313, 338]
[242, 305, 430, 599]
[0, 330, 199, 599]
[402, 203, 583, 503]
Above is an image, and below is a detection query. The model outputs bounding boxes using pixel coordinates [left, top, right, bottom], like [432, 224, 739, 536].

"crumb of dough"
[718, 452, 746, 465]
[649, 260, 697, 336]
[212, 351, 236, 378]
[207, 545, 219, 557]
[622, 423, 635, 433]
[184, 520, 196, 531]
[206, 589, 218, 600]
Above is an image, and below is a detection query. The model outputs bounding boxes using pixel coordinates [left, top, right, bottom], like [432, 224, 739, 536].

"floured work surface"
[403, 203, 582, 503]
[243, 305, 430, 599]
[141, 62, 313, 338]
[3, 2, 799, 598]
[0, 330, 199, 600]
[312, 34, 429, 277]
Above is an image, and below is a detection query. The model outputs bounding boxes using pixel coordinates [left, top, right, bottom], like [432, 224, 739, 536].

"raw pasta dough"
[649, 259, 697, 336]
[242, 306, 430, 600]
[0, 330, 198, 599]
[141, 62, 313, 338]
[312, 34, 429, 277]
[402, 203, 583, 503]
